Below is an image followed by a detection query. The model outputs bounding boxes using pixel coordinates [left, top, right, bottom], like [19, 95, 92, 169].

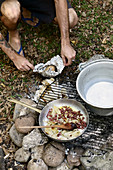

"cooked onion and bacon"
[45, 105, 87, 140]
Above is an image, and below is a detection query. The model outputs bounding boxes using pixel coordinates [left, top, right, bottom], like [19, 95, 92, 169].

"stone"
[50, 141, 65, 152]
[22, 129, 48, 150]
[80, 149, 113, 170]
[56, 161, 73, 170]
[102, 133, 113, 148]
[0, 147, 5, 170]
[13, 98, 37, 120]
[14, 147, 30, 162]
[13, 101, 23, 120]
[15, 115, 35, 134]
[9, 124, 25, 147]
[42, 143, 65, 167]
[27, 158, 48, 170]
[48, 168, 57, 170]
[31, 145, 44, 159]
[67, 154, 80, 167]
[67, 147, 84, 167]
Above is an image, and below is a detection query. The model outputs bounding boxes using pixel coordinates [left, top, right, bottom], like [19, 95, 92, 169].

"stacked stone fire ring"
[7, 97, 89, 142]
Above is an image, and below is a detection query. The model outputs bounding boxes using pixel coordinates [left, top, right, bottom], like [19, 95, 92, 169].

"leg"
[0, 1, 34, 71]
[0, 0, 24, 56]
[68, 8, 78, 28]
[54, 8, 78, 29]
[0, 32, 34, 71]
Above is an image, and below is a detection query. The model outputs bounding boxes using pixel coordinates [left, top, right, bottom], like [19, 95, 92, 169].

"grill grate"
[37, 75, 113, 151]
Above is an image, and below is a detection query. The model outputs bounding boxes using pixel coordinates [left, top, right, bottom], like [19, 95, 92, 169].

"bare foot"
[8, 30, 24, 56]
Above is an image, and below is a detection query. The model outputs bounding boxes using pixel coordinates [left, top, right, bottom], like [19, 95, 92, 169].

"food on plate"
[45, 105, 87, 140]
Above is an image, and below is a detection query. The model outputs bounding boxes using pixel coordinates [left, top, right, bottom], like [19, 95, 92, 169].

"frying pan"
[7, 97, 89, 142]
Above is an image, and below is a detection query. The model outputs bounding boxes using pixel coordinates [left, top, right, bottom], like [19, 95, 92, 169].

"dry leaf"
[82, 12, 86, 17]
[2, 146, 9, 155]
[0, 107, 5, 113]
[0, 137, 3, 143]
[0, 118, 6, 121]
[102, 38, 107, 44]
[111, 25, 113, 29]
[1, 83, 5, 87]
[71, 39, 78, 46]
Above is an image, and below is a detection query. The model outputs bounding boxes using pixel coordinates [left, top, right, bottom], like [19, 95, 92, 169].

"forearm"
[54, 0, 70, 44]
[0, 32, 15, 60]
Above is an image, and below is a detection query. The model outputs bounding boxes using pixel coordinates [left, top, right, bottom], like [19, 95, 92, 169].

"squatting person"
[0, 0, 78, 71]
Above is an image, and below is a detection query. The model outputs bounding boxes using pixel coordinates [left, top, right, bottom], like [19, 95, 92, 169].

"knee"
[1, 1, 21, 24]
[69, 8, 78, 29]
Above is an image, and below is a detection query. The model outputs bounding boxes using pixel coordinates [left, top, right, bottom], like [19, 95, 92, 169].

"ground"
[0, 0, 113, 169]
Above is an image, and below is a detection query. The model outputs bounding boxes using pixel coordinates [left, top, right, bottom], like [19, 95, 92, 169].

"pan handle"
[7, 97, 41, 114]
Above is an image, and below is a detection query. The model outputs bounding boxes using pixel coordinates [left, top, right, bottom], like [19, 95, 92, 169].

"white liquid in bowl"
[86, 81, 113, 107]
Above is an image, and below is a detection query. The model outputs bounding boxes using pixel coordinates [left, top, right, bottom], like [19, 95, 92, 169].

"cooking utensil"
[76, 59, 113, 116]
[7, 97, 89, 142]
[20, 123, 77, 130]
[7, 97, 41, 113]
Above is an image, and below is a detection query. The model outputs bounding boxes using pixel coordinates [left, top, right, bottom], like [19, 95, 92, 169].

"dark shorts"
[0, 0, 72, 23]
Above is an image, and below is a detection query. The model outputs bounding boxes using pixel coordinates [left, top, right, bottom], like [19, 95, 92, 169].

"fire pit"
[7, 65, 113, 169]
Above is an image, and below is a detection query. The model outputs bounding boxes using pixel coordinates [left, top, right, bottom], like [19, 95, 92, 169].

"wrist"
[10, 52, 16, 61]
[61, 38, 70, 47]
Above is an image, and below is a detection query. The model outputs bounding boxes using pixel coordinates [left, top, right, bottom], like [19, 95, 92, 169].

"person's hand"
[1, 0, 20, 22]
[61, 42, 76, 66]
[12, 53, 34, 71]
